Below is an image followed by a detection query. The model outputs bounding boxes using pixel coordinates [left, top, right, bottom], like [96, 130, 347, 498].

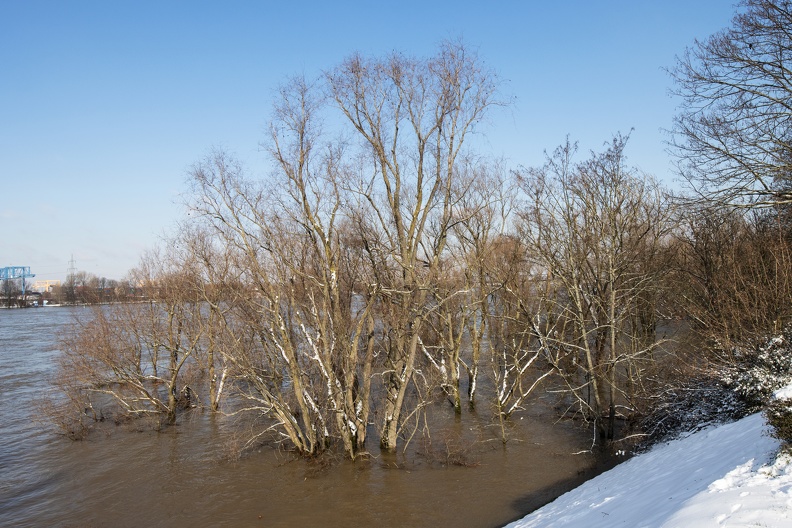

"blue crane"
[0, 266, 36, 298]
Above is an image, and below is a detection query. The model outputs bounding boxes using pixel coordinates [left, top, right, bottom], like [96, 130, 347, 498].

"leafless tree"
[671, 0, 792, 207]
[2, 278, 19, 307]
[327, 40, 500, 450]
[171, 225, 235, 412]
[57, 249, 206, 428]
[671, 205, 792, 355]
[475, 233, 555, 443]
[188, 78, 379, 457]
[444, 162, 553, 425]
[519, 136, 675, 441]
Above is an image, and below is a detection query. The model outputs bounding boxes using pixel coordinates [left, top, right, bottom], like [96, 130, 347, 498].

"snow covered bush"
[636, 373, 746, 448]
[765, 399, 792, 446]
[722, 328, 792, 408]
[633, 328, 792, 451]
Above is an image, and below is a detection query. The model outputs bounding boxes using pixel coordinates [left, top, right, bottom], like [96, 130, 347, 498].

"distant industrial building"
[32, 280, 61, 293]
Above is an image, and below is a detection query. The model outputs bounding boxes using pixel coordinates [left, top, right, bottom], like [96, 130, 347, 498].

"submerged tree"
[519, 136, 675, 441]
[57, 247, 207, 428]
[325, 40, 500, 450]
[183, 41, 502, 456]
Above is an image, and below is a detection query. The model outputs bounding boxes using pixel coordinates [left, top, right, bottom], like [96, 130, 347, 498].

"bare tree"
[172, 225, 235, 412]
[268, 79, 379, 457]
[671, 0, 792, 207]
[2, 278, 19, 307]
[448, 162, 545, 419]
[520, 136, 675, 442]
[327, 40, 500, 450]
[671, 205, 792, 354]
[189, 78, 378, 457]
[189, 152, 326, 457]
[57, 250, 205, 427]
[482, 234, 555, 441]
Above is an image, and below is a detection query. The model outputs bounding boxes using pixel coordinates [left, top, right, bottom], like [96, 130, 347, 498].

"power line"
[67, 255, 76, 281]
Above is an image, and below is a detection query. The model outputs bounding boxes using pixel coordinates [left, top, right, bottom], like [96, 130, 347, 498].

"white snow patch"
[775, 385, 792, 400]
[507, 411, 792, 527]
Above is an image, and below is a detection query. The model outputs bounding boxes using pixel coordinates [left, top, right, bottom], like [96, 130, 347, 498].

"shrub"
[722, 328, 792, 408]
[765, 399, 792, 445]
[636, 372, 747, 448]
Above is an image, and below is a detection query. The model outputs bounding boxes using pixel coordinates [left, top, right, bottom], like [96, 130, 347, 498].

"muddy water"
[0, 307, 605, 528]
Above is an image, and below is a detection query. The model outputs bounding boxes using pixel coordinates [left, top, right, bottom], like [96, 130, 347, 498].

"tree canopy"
[671, 0, 792, 207]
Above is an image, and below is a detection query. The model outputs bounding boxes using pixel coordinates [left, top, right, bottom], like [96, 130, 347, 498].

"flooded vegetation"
[1, 307, 609, 527]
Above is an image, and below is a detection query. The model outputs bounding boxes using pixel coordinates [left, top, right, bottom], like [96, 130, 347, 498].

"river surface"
[0, 306, 608, 527]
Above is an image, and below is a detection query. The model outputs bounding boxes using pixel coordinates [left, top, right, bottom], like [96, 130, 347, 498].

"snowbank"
[507, 412, 792, 527]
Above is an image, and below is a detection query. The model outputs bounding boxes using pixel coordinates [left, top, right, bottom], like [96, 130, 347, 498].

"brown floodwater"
[0, 306, 611, 528]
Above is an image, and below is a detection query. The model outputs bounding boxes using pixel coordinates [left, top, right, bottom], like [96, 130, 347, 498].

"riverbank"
[507, 409, 792, 527]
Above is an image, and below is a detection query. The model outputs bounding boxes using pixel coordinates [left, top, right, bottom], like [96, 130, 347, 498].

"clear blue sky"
[1, 1, 737, 282]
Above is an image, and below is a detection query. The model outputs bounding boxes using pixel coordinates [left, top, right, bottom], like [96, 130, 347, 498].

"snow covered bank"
[507, 412, 792, 527]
